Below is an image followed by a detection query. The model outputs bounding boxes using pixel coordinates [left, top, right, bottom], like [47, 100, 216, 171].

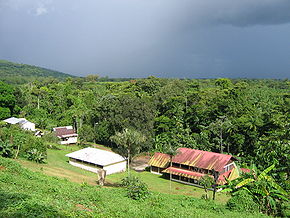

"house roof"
[53, 126, 77, 137]
[148, 152, 170, 168]
[162, 166, 238, 185]
[172, 148, 235, 172]
[149, 148, 236, 172]
[3, 117, 33, 125]
[65, 147, 126, 166]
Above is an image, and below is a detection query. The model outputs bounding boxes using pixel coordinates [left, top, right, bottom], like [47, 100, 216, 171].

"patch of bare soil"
[131, 155, 151, 172]
[0, 166, 6, 171]
[75, 204, 92, 212]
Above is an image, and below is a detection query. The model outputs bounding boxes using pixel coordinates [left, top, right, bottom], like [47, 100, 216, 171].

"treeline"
[1, 77, 289, 189]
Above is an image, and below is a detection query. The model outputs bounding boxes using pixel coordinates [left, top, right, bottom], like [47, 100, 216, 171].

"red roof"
[172, 148, 235, 172]
[53, 126, 77, 138]
[162, 167, 233, 185]
[148, 152, 170, 168]
[241, 168, 251, 173]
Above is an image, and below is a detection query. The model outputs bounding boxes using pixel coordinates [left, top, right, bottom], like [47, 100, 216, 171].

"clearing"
[17, 144, 230, 204]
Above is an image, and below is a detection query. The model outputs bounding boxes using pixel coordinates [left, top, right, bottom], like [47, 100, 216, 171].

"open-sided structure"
[148, 148, 241, 185]
[66, 147, 126, 175]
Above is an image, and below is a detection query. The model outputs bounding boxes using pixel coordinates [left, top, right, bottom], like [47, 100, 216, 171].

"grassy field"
[18, 144, 229, 203]
[0, 157, 267, 217]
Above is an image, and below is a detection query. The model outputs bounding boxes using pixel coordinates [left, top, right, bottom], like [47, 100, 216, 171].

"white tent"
[66, 147, 126, 175]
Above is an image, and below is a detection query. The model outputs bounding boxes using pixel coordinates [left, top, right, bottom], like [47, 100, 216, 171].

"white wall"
[104, 161, 126, 175]
[69, 160, 101, 174]
[61, 137, 77, 144]
[69, 159, 126, 175]
[20, 122, 35, 131]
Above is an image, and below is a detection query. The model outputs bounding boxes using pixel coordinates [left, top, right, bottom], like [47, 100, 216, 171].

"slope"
[0, 60, 75, 84]
[0, 157, 267, 218]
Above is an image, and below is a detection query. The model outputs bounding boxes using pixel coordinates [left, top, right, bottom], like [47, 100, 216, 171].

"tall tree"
[110, 128, 146, 175]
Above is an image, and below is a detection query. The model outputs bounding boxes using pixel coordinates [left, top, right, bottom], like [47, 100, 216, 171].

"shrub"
[42, 132, 59, 144]
[226, 189, 260, 213]
[121, 176, 150, 200]
[0, 141, 14, 158]
[25, 149, 46, 163]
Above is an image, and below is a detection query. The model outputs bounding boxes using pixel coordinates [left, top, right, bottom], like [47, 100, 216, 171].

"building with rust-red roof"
[148, 148, 242, 186]
[53, 126, 78, 145]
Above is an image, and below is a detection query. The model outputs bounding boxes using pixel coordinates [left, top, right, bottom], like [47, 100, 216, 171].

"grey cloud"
[0, 0, 289, 78]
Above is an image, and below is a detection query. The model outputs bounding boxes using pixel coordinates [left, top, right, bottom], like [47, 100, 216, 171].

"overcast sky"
[0, 0, 289, 78]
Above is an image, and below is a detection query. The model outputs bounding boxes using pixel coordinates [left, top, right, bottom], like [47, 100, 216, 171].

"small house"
[148, 148, 242, 186]
[65, 147, 126, 175]
[3, 117, 35, 131]
[53, 126, 78, 144]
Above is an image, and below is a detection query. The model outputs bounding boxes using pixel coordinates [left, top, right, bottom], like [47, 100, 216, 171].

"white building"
[65, 147, 126, 175]
[53, 126, 78, 145]
[3, 117, 35, 131]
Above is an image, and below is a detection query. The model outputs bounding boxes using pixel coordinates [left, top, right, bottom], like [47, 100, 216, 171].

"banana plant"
[222, 164, 289, 215]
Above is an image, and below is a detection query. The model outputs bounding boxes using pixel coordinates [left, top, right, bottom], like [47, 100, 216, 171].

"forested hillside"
[0, 60, 74, 84]
[11, 77, 290, 180]
[0, 77, 289, 216]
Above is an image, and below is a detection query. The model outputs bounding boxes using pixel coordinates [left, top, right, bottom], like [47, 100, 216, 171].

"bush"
[0, 141, 14, 158]
[121, 176, 150, 200]
[42, 132, 59, 144]
[25, 149, 46, 163]
[226, 190, 260, 213]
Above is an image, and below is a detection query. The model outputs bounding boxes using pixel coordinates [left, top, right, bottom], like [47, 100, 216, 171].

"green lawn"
[18, 144, 230, 204]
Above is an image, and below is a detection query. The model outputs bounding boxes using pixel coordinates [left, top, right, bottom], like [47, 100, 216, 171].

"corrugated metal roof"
[3, 117, 25, 124]
[162, 167, 206, 180]
[172, 148, 233, 172]
[163, 167, 235, 185]
[148, 152, 170, 168]
[65, 147, 125, 166]
[53, 126, 77, 137]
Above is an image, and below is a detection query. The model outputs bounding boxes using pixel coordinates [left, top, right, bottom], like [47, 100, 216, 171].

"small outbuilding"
[53, 126, 78, 144]
[65, 147, 126, 175]
[3, 117, 35, 131]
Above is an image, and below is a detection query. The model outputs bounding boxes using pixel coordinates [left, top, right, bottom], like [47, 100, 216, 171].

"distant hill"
[0, 60, 75, 84]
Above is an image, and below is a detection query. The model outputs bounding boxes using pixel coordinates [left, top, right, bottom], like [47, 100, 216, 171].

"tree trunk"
[127, 148, 130, 176]
[170, 156, 172, 192]
[14, 144, 20, 159]
[220, 128, 223, 153]
[37, 96, 40, 109]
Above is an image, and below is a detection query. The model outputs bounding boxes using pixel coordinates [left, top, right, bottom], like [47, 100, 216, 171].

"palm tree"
[110, 128, 146, 176]
[164, 144, 177, 192]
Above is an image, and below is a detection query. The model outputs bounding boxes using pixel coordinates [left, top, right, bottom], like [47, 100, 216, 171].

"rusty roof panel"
[172, 148, 233, 172]
[163, 167, 232, 185]
[148, 152, 170, 168]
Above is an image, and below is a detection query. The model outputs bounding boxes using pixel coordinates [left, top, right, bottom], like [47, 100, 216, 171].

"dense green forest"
[0, 76, 289, 216]
[0, 60, 74, 84]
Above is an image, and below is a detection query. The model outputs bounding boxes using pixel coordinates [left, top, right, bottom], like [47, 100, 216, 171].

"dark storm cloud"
[0, 0, 289, 78]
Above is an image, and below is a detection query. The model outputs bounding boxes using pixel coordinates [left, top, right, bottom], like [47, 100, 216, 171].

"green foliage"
[8, 76, 290, 199]
[0, 126, 47, 162]
[226, 190, 260, 213]
[0, 157, 267, 217]
[121, 176, 150, 200]
[0, 81, 16, 119]
[0, 59, 74, 84]
[0, 141, 14, 158]
[25, 148, 46, 163]
[110, 128, 146, 162]
[224, 164, 289, 216]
